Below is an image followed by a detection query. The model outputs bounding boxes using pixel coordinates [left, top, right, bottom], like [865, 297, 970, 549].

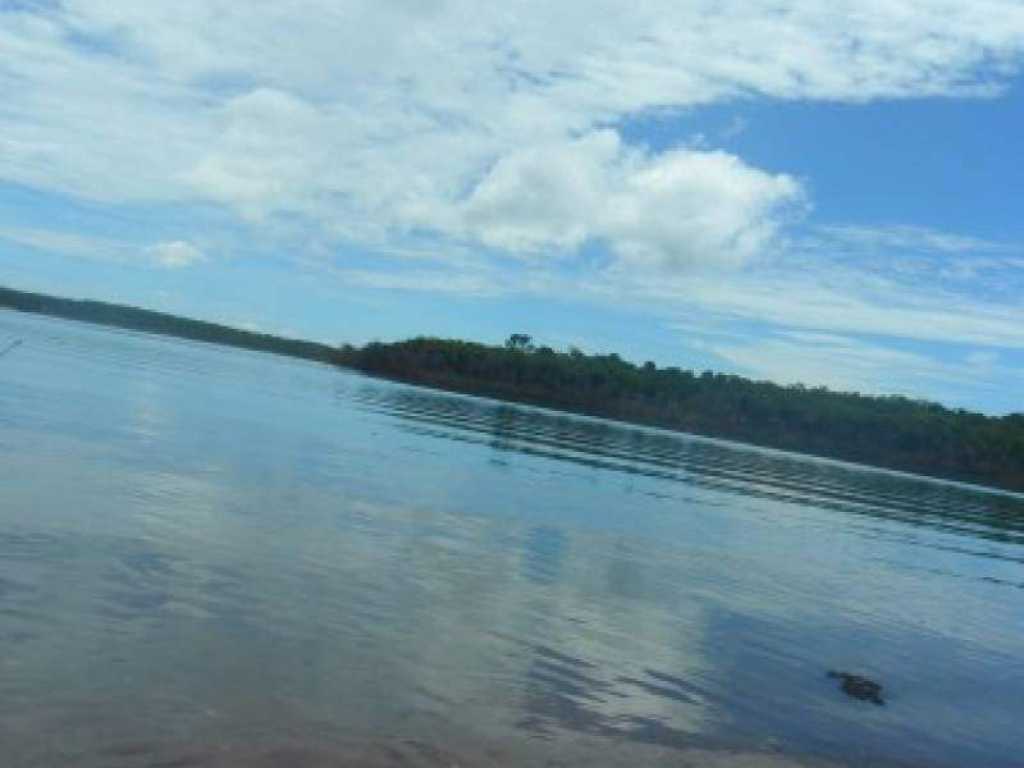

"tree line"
[0, 285, 337, 363]
[336, 336, 1024, 493]
[3, 286, 1021, 492]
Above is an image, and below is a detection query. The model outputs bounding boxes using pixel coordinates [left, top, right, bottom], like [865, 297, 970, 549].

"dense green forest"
[3, 285, 1022, 492]
[0, 286, 337, 363]
[337, 337, 1024, 493]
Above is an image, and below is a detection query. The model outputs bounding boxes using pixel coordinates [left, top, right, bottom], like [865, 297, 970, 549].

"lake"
[1, 310, 1022, 768]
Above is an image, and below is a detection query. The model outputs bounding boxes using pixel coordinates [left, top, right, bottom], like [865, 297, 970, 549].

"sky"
[1, 1, 1023, 414]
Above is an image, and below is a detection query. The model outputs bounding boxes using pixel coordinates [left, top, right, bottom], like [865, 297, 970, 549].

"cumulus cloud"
[181, 89, 337, 221]
[2, 0, 1024, 268]
[448, 132, 803, 267]
[147, 241, 207, 269]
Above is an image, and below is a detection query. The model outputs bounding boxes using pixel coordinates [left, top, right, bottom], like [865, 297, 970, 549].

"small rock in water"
[827, 670, 885, 706]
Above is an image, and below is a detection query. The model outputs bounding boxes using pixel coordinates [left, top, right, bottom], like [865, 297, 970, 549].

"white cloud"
[146, 241, 207, 269]
[328, 267, 503, 298]
[817, 225, 1013, 254]
[701, 329, 1022, 412]
[618, 266, 1024, 350]
[2, 0, 1024, 267]
[0, 227, 207, 270]
[709, 331, 948, 394]
[965, 349, 999, 370]
[0, 227, 126, 262]
[448, 131, 803, 266]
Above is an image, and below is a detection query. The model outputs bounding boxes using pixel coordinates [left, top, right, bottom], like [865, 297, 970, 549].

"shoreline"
[3, 288, 1022, 495]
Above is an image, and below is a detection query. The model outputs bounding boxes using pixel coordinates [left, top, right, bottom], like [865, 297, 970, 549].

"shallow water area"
[1, 310, 1023, 767]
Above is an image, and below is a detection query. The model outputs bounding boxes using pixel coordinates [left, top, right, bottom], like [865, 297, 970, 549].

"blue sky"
[1, 1, 1023, 414]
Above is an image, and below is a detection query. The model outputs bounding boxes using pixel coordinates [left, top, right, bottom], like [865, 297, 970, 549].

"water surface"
[1, 310, 1022, 767]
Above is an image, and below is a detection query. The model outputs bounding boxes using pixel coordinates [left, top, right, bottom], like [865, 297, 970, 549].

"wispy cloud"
[709, 331, 948, 394]
[2, 1, 1024, 267]
[614, 265, 1024, 350]
[816, 225, 1015, 255]
[146, 241, 207, 269]
[705, 329, 1022, 411]
[0, 227, 207, 270]
[328, 267, 504, 299]
[0, 227, 126, 262]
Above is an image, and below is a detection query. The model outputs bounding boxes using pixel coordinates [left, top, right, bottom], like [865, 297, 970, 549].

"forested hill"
[337, 337, 1024, 493]
[0, 286, 337, 363]
[3, 285, 1022, 492]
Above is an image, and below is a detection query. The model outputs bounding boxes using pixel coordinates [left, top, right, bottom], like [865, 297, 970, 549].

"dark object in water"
[827, 670, 885, 706]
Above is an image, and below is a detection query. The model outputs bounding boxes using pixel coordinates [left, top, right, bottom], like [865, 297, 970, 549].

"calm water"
[1, 310, 1023, 768]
